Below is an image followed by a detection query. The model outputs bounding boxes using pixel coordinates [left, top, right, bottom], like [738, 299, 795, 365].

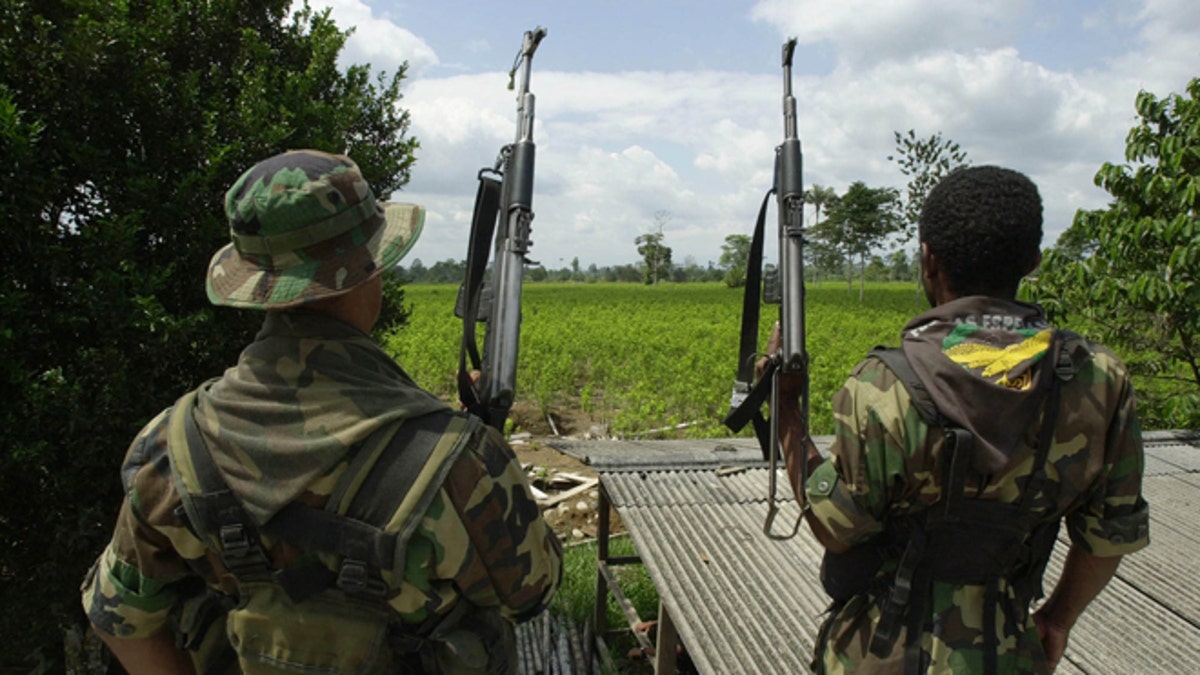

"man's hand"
[1031, 546, 1122, 673]
[1032, 610, 1069, 672]
[459, 369, 482, 411]
[756, 322, 805, 400]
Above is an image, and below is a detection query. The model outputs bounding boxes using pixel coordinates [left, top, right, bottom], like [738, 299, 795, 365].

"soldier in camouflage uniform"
[81, 150, 562, 674]
[773, 166, 1149, 674]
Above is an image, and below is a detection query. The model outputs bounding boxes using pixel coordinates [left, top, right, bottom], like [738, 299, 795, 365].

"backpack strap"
[167, 390, 272, 584]
[167, 391, 474, 603]
[867, 346, 942, 428]
[327, 411, 480, 578]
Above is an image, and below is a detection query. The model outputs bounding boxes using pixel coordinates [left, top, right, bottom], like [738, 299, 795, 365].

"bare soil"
[505, 401, 626, 539]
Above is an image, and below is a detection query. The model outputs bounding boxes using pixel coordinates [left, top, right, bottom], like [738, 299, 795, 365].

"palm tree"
[805, 184, 839, 226]
[805, 184, 840, 283]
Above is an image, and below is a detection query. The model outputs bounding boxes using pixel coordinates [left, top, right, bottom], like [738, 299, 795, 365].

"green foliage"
[384, 283, 919, 439]
[1034, 78, 1200, 428]
[635, 231, 672, 285]
[635, 210, 673, 285]
[813, 182, 903, 299]
[553, 536, 657, 631]
[719, 234, 752, 288]
[0, 0, 416, 665]
[805, 184, 839, 226]
[888, 129, 970, 242]
[375, 269, 413, 338]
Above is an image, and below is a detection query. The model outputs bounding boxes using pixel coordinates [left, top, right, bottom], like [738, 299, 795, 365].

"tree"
[0, 0, 418, 667]
[719, 234, 752, 288]
[813, 182, 903, 300]
[636, 210, 673, 285]
[887, 248, 917, 282]
[805, 184, 839, 228]
[888, 129, 970, 242]
[404, 257, 428, 282]
[1033, 78, 1200, 429]
[424, 258, 468, 283]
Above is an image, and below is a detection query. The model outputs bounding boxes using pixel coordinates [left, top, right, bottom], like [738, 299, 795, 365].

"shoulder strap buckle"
[219, 524, 252, 559]
[337, 559, 387, 599]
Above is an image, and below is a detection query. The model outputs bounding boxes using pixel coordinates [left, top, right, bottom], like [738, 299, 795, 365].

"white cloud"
[750, 0, 1027, 67]
[396, 68, 791, 266]
[310, 0, 439, 76]
[1095, 0, 1200, 96]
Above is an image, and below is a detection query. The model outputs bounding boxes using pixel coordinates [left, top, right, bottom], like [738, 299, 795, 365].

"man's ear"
[920, 243, 938, 282]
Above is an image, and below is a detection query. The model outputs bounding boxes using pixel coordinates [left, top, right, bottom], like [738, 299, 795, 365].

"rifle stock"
[724, 38, 809, 538]
[458, 27, 547, 431]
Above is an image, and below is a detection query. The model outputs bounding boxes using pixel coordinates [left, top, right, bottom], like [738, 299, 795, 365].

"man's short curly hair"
[919, 165, 1043, 296]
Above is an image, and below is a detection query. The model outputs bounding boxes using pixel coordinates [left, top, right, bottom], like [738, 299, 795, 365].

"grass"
[383, 281, 921, 438]
[552, 535, 660, 672]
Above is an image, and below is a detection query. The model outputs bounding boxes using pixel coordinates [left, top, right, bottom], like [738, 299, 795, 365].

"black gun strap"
[734, 189, 774, 386]
[722, 189, 776, 461]
[458, 172, 503, 424]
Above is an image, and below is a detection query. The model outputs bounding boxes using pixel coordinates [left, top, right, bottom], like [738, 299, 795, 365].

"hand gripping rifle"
[723, 38, 809, 537]
[457, 27, 547, 431]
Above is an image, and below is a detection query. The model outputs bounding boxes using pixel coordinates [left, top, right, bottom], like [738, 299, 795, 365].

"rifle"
[723, 38, 809, 537]
[457, 26, 547, 431]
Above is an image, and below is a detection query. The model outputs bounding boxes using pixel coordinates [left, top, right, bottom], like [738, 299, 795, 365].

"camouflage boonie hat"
[206, 149, 423, 309]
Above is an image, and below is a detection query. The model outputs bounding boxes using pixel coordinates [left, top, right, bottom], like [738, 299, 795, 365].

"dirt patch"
[507, 400, 608, 440]
[505, 401, 626, 540]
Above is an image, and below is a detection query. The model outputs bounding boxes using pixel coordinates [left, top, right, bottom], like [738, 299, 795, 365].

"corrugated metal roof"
[579, 433, 1200, 674]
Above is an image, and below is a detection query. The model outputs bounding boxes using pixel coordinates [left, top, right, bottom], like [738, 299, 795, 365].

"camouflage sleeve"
[806, 358, 924, 546]
[403, 425, 562, 623]
[1064, 348, 1150, 557]
[81, 410, 196, 638]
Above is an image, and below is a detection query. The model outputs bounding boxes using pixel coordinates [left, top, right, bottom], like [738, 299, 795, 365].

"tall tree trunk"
[859, 253, 866, 302]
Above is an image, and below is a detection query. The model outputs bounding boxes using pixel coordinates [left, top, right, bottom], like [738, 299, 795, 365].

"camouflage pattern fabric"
[207, 149, 424, 310]
[805, 296, 1149, 674]
[81, 311, 562, 669]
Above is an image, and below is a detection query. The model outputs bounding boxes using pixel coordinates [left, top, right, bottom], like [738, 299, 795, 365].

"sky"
[309, 0, 1200, 269]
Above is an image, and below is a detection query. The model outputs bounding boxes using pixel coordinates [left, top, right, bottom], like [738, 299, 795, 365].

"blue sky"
[312, 0, 1200, 268]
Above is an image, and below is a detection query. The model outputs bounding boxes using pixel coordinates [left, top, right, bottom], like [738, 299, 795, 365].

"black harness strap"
[723, 189, 775, 459]
[457, 171, 504, 425]
[179, 402, 273, 584]
[867, 347, 943, 427]
[173, 399, 459, 603]
[864, 332, 1073, 674]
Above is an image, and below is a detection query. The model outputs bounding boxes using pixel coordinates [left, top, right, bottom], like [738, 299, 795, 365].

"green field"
[382, 282, 925, 438]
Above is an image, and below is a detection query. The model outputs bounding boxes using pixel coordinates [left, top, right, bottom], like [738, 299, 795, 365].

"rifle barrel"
[478, 27, 545, 431]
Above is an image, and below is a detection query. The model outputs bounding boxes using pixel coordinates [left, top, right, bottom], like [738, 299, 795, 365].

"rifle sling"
[457, 172, 504, 425]
[723, 189, 776, 462]
[734, 189, 774, 386]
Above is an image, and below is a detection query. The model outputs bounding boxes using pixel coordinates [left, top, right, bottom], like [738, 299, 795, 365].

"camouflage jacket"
[805, 297, 1149, 674]
[82, 311, 562, 650]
